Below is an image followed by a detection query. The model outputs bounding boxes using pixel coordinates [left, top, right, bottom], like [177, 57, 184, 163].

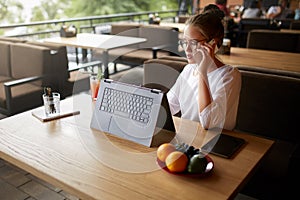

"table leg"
[82, 48, 88, 62]
[102, 50, 109, 79]
[75, 48, 79, 64]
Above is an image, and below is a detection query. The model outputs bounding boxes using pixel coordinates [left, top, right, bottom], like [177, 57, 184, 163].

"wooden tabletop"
[42, 33, 146, 51]
[0, 93, 274, 200]
[280, 29, 300, 34]
[42, 33, 147, 78]
[218, 47, 300, 73]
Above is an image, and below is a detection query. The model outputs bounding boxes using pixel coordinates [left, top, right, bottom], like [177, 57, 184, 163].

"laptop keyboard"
[99, 87, 154, 123]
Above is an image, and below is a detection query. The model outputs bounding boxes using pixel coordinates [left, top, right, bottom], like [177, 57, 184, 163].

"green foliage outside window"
[0, 0, 179, 37]
[0, 0, 178, 24]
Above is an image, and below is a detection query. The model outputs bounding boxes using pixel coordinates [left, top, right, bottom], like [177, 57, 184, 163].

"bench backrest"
[110, 23, 140, 37]
[143, 56, 187, 92]
[26, 41, 70, 80]
[0, 36, 27, 43]
[110, 23, 141, 50]
[235, 69, 300, 143]
[0, 41, 11, 77]
[10, 43, 52, 81]
[290, 20, 300, 30]
[110, 23, 179, 54]
[138, 25, 179, 54]
[246, 29, 300, 53]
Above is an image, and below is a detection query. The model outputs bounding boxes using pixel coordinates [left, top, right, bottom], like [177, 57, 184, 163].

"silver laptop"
[90, 79, 176, 147]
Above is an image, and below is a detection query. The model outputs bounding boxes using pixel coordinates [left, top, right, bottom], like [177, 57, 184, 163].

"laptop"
[90, 79, 176, 147]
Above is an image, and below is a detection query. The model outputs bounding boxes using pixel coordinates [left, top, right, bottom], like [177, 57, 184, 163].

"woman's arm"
[266, 6, 282, 18]
[198, 73, 212, 112]
[195, 42, 218, 113]
[195, 44, 241, 130]
[198, 67, 241, 130]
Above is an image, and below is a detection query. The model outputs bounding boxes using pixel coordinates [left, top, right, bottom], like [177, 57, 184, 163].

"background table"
[42, 33, 147, 78]
[218, 47, 300, 73]
[0, 93, 274, 200]
[280, 29, 300, 34]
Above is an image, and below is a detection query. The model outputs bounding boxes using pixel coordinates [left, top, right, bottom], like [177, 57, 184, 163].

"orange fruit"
[157, 143, 176, 162]
[165, 151, 188, 173]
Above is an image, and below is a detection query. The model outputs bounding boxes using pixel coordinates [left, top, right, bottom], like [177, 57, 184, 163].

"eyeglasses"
[178, 39, 207, 51]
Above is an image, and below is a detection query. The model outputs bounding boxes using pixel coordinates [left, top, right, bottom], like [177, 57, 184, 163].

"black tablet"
[201, 134, 246, 159]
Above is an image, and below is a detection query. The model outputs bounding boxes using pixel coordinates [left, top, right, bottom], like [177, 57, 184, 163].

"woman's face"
[182, 25, 207, 64]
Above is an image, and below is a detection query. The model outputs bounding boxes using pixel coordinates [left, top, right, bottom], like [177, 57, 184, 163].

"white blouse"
[167, 64, 241, 130]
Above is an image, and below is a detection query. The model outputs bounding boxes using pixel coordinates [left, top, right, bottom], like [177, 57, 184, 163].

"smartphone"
[208, 39, 219, 54]
[208, 39, 215, 46]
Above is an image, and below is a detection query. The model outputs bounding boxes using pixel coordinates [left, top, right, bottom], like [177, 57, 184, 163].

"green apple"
[187, 153, 208, 173]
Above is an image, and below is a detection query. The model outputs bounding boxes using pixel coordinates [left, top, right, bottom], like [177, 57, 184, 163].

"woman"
[266, 0, 294, 19]
[215, 0, 230, 17]
[167, 11, 241, 130]
[241, 0, 262, 18]
[294, 0, 300, 20]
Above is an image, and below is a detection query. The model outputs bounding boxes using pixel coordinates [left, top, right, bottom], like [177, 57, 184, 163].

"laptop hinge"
[104, 79, 113, 83]
[150, 89, 161, 94]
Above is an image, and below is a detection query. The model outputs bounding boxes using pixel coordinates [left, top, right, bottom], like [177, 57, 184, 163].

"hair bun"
[202, 4, 225, 20]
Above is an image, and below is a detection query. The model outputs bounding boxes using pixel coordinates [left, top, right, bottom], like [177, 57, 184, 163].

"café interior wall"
[200, 0, 243, 8]
[199, 0, 298, 10]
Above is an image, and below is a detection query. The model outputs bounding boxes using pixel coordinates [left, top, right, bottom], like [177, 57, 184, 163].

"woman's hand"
[192, 45, 217, 74]
[202, 40, 218, 58]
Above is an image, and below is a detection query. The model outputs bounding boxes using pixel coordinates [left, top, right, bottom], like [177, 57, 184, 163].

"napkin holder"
[60, 25, 77, 37]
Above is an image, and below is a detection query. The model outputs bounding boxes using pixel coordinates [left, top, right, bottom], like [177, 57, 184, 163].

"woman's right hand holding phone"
[192, 40, 218, 75]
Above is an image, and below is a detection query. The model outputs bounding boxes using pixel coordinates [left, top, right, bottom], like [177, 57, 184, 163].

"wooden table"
[218, 47, 300, 73]
[0, 93, 274, 200]
[42, 33, 147, 78]
[280, 29, 300, 34]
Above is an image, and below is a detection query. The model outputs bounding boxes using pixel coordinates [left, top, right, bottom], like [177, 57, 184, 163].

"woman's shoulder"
[215, 65, 241, 79]
[181, 63, 196, 73]
[227, 65, 241, 76]
[218, 64, 238, 73]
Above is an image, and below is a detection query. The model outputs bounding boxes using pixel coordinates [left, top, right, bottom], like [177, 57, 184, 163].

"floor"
[0, 64, 257, 200]
[0, 158, 80, 200]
